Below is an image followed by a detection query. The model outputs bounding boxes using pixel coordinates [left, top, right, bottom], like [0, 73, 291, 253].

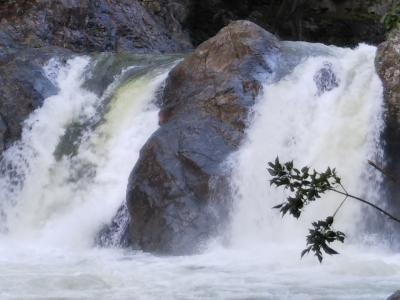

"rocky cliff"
[375, 28, 400, 235]
[186, 0, 391, 47]
[0, 0, 191, 53]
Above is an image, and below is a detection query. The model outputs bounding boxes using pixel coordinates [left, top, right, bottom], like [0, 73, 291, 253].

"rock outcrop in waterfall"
[125, 21, 280, 254]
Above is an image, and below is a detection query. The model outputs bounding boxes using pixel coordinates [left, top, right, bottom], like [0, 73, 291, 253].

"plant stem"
[332, 183, 349, 218]
[333, 196, 348, 218]
[329, 188, 400, 224]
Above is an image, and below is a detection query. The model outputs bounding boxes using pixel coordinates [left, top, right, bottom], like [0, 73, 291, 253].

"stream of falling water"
[0, 44, 399, 299]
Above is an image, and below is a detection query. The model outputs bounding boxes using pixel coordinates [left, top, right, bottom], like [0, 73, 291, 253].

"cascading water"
[229, 43, 385, 248]
[0, 55, 174, 247]
[0, 43, 399, 300]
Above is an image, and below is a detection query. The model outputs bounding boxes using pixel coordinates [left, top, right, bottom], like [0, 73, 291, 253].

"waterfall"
[0, 44, 399, 300]
[228, 43, 385, 251]
[0, 55, 176, 248]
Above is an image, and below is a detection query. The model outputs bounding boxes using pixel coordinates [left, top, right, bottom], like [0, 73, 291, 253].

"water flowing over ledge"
[0, 40, 399, 299]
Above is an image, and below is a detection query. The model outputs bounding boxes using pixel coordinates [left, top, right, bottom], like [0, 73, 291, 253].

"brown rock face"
[375, 29, 400, 235]
[376, 29, 400, 129]
[126, 21, 280, 254]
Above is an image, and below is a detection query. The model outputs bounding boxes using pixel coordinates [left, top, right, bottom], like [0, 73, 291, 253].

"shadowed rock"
[314, 62, 339, 96]
[125, 20, 280, 254]
[388, 291, 400, 300]
[0, 47, 72, 150]
[375, 28, 400, 241]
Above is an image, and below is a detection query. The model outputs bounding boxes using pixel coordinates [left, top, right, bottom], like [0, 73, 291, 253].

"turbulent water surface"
[0, 44, 399, 300]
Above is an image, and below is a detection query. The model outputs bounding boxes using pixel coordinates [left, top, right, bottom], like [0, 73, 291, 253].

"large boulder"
[126, 20, 280, 254]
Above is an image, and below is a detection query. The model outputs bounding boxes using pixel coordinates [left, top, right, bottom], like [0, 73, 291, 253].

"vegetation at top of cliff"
[268, 158, 400, 263]
[383, 3, 400, 32]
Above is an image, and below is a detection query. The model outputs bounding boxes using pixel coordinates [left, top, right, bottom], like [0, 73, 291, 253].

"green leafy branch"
[268, 157, 400, 263]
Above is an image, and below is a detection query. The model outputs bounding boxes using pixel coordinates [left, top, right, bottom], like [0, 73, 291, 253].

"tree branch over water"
[268, 157, 400, 262]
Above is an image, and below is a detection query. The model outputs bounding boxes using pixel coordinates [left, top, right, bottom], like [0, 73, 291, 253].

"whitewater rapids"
[0, 44, 399, 299]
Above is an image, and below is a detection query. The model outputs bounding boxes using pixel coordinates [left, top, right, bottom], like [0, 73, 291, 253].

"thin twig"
[329, 188, 400, 224]
[333, 195, 348, 218]
[339, 183, 349, 195]
[332, 183, 350, 218]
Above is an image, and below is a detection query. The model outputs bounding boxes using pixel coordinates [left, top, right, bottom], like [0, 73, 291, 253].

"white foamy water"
[0, 56, 166, 246]
[0, 45, 399, 300]
[229, 43, 384, 247]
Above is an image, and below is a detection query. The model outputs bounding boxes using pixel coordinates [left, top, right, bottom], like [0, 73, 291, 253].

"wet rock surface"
[376, 29, 400, 132]
[314, 62, 339, 96]
[0, 46, 72, 149]
[0, 0, 192, 53]
[125, 21, 280, 254]
[375, 28, 400, 239]
[388, 291, 400, 300]
[0, 114, 7, 153]
[2, 0, 388, 55]
[96, 204, 132, 248]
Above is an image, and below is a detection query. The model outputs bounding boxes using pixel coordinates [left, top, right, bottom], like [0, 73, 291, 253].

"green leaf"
[267, 168, 277, 176]
[272, 203, 284, 209]
[301, 246, 312, 258]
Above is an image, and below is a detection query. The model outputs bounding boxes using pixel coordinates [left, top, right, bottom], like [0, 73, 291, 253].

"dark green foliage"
[383, 4, 400, 32]
[268, 157, 345, 262]
[302, 216, 345, 263]
[268, 157, 341, 219]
